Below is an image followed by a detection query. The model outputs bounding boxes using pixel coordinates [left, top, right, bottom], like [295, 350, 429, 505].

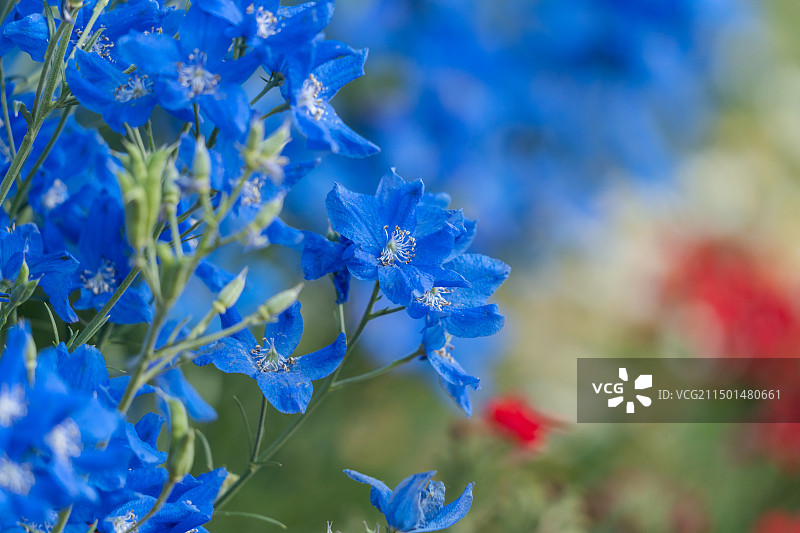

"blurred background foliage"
[133, 0, 800, 531]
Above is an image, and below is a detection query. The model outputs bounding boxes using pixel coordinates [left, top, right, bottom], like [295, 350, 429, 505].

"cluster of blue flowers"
[0, 0, 508, 530]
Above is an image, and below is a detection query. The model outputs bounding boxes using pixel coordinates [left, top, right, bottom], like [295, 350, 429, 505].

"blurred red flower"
[485, 395, 552, 449]
[752, 510, 800, 533]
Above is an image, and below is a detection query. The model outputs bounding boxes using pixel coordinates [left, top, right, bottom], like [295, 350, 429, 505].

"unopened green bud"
[166, 396, 195, 483]
[192, 137, 211, 192]
[9, 279, 38, 306]
[162, 161, 181, 211]
[213, 267, 248, 314]
[156, 244, 191, 306]
[245, 119, 265, 156]
[260, 283, 303, 318]
[122, 186, 150, 250]
[14, 260, 29, 287]
[252, 196, 283, 230]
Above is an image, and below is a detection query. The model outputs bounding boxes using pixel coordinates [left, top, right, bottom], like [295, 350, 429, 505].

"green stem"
[0, 60, 16, 157]
[66, 267, 140, 351]
[8, 105, 72, 220]
[51, 505, 72, 533]
[145, 121, 156, 151]
[0, 122, 41, 208]
[261, 102, 290, 121]
[71, 0, 108, 59]
[124, 480, 176, 533]
[369, 305, 405, 319]
[193, 102, 201, 140]
[330, 348, 422, 391]
[251, 397, 268, 463]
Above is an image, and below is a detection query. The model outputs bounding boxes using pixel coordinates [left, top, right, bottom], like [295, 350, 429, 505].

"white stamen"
[45, 419, 82, 461]
[251, 337, 295, 372]
[41, 179, 68, 210]
[379, 225, 416, 266]
[298, 74, 325, 120]
[416, 287, 452, 310]
[0, 384, 27, 427]
[81, 259, 117, 295]
[254, 7, 278, 38]
[114, 75, 153, 103]
[0, 456, 34, 495]
[107, 511, 137, 533]
[177, 50, 220, 99]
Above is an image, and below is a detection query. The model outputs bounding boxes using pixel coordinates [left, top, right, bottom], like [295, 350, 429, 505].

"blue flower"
[71, 192, 154, 324]
[300, 230, 351, 303]
[0, 222, 79, 322]
[4, 0, 169, 64]
[195, 302, 346, 413]
[407, 253, 509, 339]
[117, 7, 260, 138]
[276, 37, 379, 157]
[344, 469, 474, 532]
[421, 331, 479, 416]
[194, 0, 333, 52]
[325, 170, 463, 306]
[67, 49, 159, 133]
[0, 323, 122, 524]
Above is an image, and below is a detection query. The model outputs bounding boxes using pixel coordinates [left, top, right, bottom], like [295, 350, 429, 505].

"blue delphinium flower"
[275, 37, 379, 157]
[4, 0, 169, 63]
[300, 229, 352, 303]
[0, 222, 79, 322]
[67, 49, 160, 132]
[117, 7, 259, 138]
[194, 0, 334, 51]
[325, 169, 465, 307]
[0, 323, 122, 524]
[344, 469, 474, 532]
[407, 253, 509, 339]
[195, 302, 346, 413]
[71, 192, 154, 324]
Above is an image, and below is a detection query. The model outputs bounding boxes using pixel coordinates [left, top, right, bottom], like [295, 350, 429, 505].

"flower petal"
[262, 301, 303, 356]
[386, 471, 436, 531]
[343, 469, 392, 514]
[255, 371, 313, 414]
[293, 333, 346, 380]
[413, 482, 475, 532]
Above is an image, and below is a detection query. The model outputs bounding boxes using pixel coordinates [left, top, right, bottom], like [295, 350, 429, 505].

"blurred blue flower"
[344, 469, 474, 532]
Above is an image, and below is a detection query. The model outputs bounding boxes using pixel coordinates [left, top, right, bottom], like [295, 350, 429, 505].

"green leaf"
[232, 395, 253, 452]
[215, 512, 286, 529]
[194, 428, 214, 471]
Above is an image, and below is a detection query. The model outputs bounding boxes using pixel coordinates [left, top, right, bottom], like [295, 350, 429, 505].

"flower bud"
[192, 137, 211, 193]
[166, 396, 195, 483]
[260, 283, 303, 319]
[212, 267, 247, 314]
[122, 186, 151, 250]
[14, 260, 29, 287]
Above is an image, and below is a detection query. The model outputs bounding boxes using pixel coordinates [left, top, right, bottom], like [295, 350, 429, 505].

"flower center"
[379, 225, 416, 266]
[45, 419, 82, 461]
[298, 74, 325, 121]
[41, 179, 68, 210]
[81, 259, 117, 295]
[114, 75, 153, 103]
[251, 337, 295, 372]
[240, 176, 264, 207]
[177, 51, 220, 98]
[246, 4, 279, 38]
[107, 511, 137, 533]
[416, 287, 452, 310]
[0, 456, 34, 496]
[0, 384, 27, 427]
